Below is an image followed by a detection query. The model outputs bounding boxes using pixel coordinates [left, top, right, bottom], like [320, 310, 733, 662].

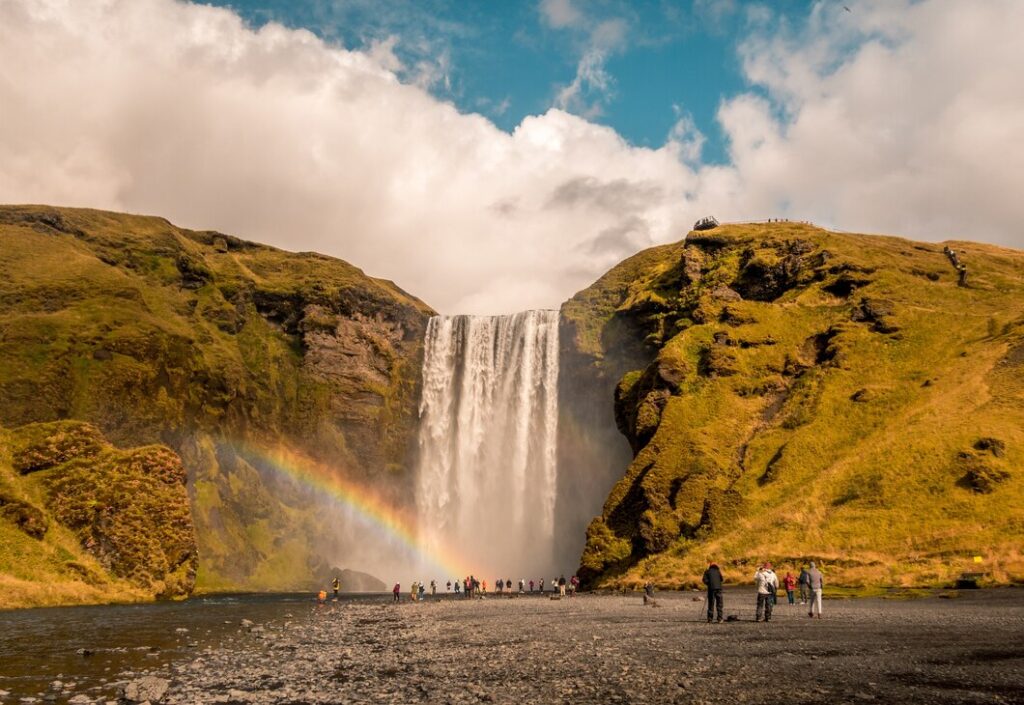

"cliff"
[566, 222, 1024, 589]
[0, 206, 434, 600]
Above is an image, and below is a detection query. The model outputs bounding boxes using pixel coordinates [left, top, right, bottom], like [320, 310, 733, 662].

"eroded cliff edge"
[0, 206, 433, 602]
[566, 222, 1024, 588]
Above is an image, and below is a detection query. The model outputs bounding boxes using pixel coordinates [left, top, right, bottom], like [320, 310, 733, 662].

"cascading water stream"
[416, 310, 560, 579]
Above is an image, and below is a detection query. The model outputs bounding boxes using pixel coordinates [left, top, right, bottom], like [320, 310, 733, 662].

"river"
[0, 593, 387, 703]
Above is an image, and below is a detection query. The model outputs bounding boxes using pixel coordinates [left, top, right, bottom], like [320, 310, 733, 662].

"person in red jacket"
[392, 583, 401, 603]
[783, 571, 797, 605]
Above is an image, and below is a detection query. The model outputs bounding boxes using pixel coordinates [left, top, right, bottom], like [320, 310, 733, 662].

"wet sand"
[165, 589, 1024, 705]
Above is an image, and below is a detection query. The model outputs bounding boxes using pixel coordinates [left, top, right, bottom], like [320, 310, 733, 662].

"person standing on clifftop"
[807, 562, 824, 619]
[702, 562, 724, 623]
[754, 563, 779, 622]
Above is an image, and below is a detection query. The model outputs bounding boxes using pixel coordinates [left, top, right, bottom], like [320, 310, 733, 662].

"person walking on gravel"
[754, 562, 779, 622]
[702, 562, 724, 623]
[783, 571, 797, 605]
[392, 583, 401, 603]
[798, 565, 810, 604]
[807, 562, 824, 618]
[558, 575, 567, 597]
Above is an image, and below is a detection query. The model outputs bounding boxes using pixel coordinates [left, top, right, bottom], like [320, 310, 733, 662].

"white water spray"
[416, 310, 560, 578]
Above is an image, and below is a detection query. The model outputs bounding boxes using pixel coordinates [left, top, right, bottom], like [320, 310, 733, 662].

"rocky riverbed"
[3, 590, 1023, 705]
[166, 589, 1022, 705]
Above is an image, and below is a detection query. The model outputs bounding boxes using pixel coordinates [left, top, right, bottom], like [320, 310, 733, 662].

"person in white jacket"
[754, 562, 779, 622]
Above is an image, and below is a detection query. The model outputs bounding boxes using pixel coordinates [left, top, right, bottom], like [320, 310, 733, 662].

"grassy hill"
[565, 221, 1024, 590]
[0, 420, 196, 608]
[0, 206, 433, 601]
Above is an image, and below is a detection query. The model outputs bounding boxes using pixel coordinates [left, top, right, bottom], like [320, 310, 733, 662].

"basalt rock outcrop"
[567, 222, 1024, 589]
[0, 206, 434, 602]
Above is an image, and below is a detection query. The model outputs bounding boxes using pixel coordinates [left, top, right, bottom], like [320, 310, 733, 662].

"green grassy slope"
[566, 222, 1024, 589]
[0, 206, 434, 600]
[0, 421, 196, 609]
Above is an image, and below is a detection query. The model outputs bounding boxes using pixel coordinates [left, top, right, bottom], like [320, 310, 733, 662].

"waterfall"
[416, 310, 560, 579]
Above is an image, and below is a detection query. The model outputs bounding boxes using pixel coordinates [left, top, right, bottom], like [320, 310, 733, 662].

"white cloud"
[1, 0, 1023, 316]
[0, 0, 689, 314]
[539, 0, 582, 29]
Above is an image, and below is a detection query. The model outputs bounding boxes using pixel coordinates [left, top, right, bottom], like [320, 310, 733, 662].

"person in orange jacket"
[783, 571, 797, 604]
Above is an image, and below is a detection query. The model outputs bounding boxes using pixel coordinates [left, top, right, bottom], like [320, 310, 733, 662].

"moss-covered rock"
[0, 206, 434, 596]
[567, 221, 1024, 589]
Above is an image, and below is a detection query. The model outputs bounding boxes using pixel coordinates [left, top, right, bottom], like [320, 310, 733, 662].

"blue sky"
[207, 0, 813, 164]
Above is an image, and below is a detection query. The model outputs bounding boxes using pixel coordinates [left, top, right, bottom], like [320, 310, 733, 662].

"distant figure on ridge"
[807, 562, 825, 619]
[754, 562, 779, 622]
[702, 562, 724, 623]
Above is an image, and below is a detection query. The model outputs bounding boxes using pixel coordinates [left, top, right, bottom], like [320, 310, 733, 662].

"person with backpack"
[798, 566, 810, 604]
[754, 562, 779, 622]
[702, 562, 724, 623]
[807, 562, 825, 618]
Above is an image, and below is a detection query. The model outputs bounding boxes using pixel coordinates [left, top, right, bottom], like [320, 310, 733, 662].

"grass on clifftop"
[571, 222, 1024, 590]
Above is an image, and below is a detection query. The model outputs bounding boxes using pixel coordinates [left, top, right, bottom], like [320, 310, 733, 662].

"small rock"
[121, 677, 169, 704]
[174, 628, 188, 634]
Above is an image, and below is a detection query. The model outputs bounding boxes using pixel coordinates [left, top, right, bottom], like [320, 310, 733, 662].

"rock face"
[0, 206, 434, 600]
[568, 222, 1024, 589]
[0, 421, 197, 606]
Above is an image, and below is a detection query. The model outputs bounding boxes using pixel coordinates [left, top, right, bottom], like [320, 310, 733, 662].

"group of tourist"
[389, 574, 581, 602]
[702, 561, 825, 623]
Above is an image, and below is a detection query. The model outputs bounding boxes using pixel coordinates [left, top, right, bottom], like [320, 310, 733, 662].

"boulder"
[121, 677, 169, 704]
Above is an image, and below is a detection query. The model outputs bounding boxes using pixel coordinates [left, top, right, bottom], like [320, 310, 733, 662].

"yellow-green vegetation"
[0, 206, 434, 600]
[567, 222, 1024, 590]
[0, 420, 196, 609]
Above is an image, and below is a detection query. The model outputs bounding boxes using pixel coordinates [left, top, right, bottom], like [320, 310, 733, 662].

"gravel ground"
[163, 588, 1024, 705]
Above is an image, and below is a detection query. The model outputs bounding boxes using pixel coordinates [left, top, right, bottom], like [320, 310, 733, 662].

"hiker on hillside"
[332, 576, 340, 599]
[807, 562, 824, 618]
[798, 566, 811, 604]
[392, 583, 401, 603]
[754, 562, 779, 622]
[783, 571, 797, 605]
[558, 575, 567, 597]
[702, 562, 725, 623]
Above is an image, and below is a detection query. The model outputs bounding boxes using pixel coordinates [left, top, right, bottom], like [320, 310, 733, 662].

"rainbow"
[226, 441, 473, 579]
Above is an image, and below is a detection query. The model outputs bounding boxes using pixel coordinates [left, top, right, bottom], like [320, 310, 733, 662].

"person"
[783, 571, 797, 605]
[552, 577, 558, 594]
[446, 580, 452, 593]
[482, 579, 487, 595]
[754, 562, 779, 622]
[392, 583, 400, 603]
[529, 579, 535, 592]
[506, 578, 512, 595]
[643, 581, 654, 605]
[411, 581, 418, 602]
[798, 565, 811, 605]
[430, 579, 436, 596]
[807, 562, 824, 618]
[332, 576, 340, 600]
[558, 575, 567, 597]
[702, 562, 724, 623]
[497, 578, 503, 594]
[454, 580, 460, 595]
[519, 579, 525, 593]
[419, 583, 426, 601]
[569, 575, 579, 596]
[539, 578, 544, 593]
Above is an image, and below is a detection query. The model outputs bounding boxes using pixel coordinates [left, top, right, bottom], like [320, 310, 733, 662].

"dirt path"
[166, 589, 1024, 705]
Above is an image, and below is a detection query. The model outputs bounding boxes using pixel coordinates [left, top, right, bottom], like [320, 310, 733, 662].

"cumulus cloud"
[1, 0, 1023, 315]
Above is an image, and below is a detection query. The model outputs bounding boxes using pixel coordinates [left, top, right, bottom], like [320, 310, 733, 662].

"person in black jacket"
[702, 563, 724, 623]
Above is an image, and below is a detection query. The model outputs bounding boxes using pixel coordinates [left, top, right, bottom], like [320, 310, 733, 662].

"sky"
[2, 0, 1023, 314]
